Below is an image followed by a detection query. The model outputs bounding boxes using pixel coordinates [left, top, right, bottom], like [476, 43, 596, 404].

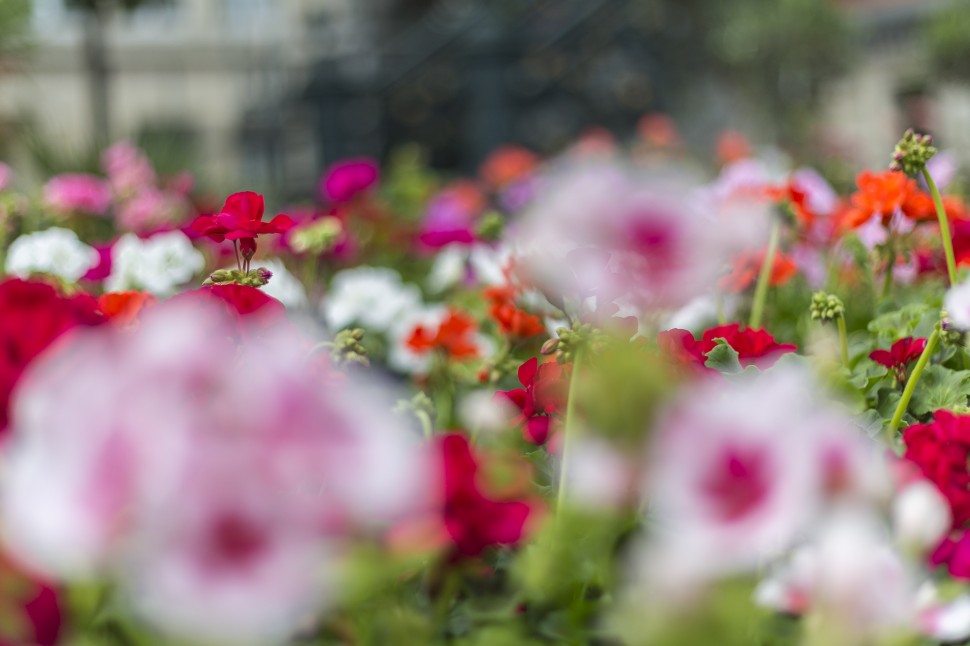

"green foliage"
[925, 2, 970, 83]
[910, 364, 970, 417]
[0, 0, 30, 61]
[705, 338, 743, 374]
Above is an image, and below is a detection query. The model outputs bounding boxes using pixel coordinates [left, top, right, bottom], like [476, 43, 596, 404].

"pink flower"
[116, 187, 186, 233]
[0, 162, 13, 192]
[43, 174, 112, 216]
[1, 298, 430, 643]
[319, 158, 379, 204]
[102, 140, 156, 198]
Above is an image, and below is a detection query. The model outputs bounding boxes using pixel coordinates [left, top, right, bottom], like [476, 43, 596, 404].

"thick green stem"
[556, 352, 583, 515]
[886, 326, 940, 441]
[749, 218, 781, 330]
[837, 316, 849, 367]
[923, 168, 958, 287]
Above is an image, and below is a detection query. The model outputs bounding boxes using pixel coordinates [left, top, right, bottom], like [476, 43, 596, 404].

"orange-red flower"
[483, 286, 544, 338]
[98, 291, 155, 326]
[719, 251, 798, 293]
[479, 146, 539, 190]
[406, 309, 480, 360]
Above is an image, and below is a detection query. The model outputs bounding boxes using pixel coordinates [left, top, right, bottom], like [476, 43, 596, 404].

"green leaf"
[910, 365, 970, 417]
[704, 339, 742, 375]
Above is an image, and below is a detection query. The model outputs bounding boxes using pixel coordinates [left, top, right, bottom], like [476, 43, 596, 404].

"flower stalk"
[923, 168, 958, 287]
[749, 217, 781, 330]
[556, 351, 583, 515]
[886, 324, 940, 441]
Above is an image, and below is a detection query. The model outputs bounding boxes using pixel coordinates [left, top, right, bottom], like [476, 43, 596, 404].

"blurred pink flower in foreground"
[43, 174, 112, 216]
[638, 366, 886, 591]
[1, 297, 429, 644]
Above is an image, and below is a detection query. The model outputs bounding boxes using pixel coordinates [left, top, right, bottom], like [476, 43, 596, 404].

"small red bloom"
[406, 309, 480, 360]
[483, 286, 544, 338]
[497, 357, 568, 445]
[98, 291, 155, 326]
[869, 336, 927, 385]
[438, 433, 533, 557]
[720, 251, 798, 293]
[190, 191, 294, 244]
[659, 323, 796, 371]
[0, 278, 105, 433]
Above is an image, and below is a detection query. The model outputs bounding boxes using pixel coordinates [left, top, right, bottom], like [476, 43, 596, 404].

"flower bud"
[810, 291, 845, 322]
[889, 128, 937, 176]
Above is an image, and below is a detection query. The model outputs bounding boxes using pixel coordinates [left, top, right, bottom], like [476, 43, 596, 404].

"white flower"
[945, 279, 970, 330]
[322, 267, 421, 332]
[254, 259, 307, 309]
[5, 227, 99, 282]
[105, 231, 204, 295]
[893, 480, 951, 552]
[426, 243, 512, 293]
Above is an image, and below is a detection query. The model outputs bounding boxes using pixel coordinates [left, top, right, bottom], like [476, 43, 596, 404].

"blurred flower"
[102, 140, 156, 198]
[479, 145, 539, 191]
[903, 411, 970, 530]
[249, 259, 306, 310]
[321, 266, 421, 332]
[497, 357, 568, 446]
[641, 367, 876, 586]
[719, 250, 798, 293]
[406, 308, 481, 361]
[0, 557, 61, 646]
[418, 181, 484, 248]
[426, 243, 510, 293]
[715, 130, 752, 165]
[116, 187, 187, 233]
[484, 285, 544, 339]
[437, 434, 533, 557]
[97, 291, 155, 326]
[105, 231, 204, 295]
[0, 298, 429, 644]
[637, 113, 680, 148]
[944, 279, 970, 330]
[0, 162, 13, 192]
[319, 158, 379, 204]
[4, 228, 99, 283]
[869, 337, 927, 385]
[43, 174, 112, 216]
[893, 479, 951, 552]
[0, 278, 104, 432]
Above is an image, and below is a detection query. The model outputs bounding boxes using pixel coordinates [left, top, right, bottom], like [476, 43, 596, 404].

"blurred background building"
[0, 0, 969, 197]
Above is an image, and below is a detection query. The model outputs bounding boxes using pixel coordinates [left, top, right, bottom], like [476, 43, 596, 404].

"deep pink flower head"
[319, 158, 379, 204]
[437, 433, 534, 557]
[43, 174, 112, 216]
[418, 181, 484, 249]
[190, 192, 294, 245]
[81, 243, 113, 282]
[870, 337, 927, 384]
[903, 410, 970, 528]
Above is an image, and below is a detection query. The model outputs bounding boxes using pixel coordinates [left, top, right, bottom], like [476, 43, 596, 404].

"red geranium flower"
[98, 291, 155, 326]
[869, 336, 927, 385]
[0, 278, 105, 433]
[0, 557, 61, 646]
[173, 284, 288, 341]
[497, 357, 568, 445]
[483, 286, 544, 339]
[191, 191, 294, 243]
[659, 323, 796, 371]
[438, 433, 534, 557]
[903, 410, 970, 529]
[406, 309, 480, 360]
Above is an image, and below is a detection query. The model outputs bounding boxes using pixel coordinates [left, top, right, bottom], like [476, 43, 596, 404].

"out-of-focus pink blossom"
[102, 140, 156, 198]
[0, 162, 13, 192]
[0, 299, 430, 644]
[319, 158, 379, 204]
[116, 187, 187, 233]
[43, 174, 112, 216]
[418, 182, 484, 249]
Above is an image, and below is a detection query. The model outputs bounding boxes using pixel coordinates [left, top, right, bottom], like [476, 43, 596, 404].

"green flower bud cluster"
[941, 312, 967, 346]
[330, 328, 369, 368]
[204, 267, 272, 288]
[890, 129, 937, 175]
[475, 211, 505, 242]
[290, 217, 342, 255]
[393, 391, 436, 435]
[551, 321, 604, 364]
[810, 291, 845, 322]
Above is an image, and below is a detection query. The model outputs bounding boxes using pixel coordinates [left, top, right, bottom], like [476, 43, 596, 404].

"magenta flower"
[43, 174, 112, 216]
[319, 158, 379, 203]
[869, 336, 927, 385]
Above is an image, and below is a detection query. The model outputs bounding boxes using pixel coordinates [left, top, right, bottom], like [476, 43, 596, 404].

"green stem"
[923, 168, 958, 287]
[886, 326, 940, 441]
[416, 409, 434, 439]
[881, 236, 895, 300]
[837, 316, 849, 367]
[715, 290, 726, 325]
[556, 352, 583, 514]
[749, 218, 781, 330]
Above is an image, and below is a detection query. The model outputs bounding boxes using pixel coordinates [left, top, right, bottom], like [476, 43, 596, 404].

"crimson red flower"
[190, 191, 294, 244]
[173, 284, 288, 341]
[0, 558, 61, 646]
[903, 411, 970, 529]
[0, 278, 105, 432]
[407, 309, 480, 360]
[497, 357, 568, 445]
[438, 433, 533, 557]
[931, 531, 970, 580]
[869, 336, 927, 385]
[659, 323, 796, 371]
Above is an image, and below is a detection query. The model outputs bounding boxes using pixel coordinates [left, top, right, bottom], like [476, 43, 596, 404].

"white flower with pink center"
[1, 298, 430, 644]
